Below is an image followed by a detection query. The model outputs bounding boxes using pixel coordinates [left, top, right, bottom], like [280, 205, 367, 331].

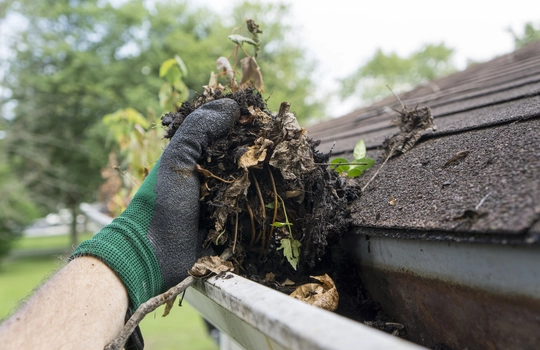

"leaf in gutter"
[330, 157, 350, 172]
[353, 139, 367, 159]
[290, 274, 339, 311]
[346, 168, 362, 178]
[265, 202, 280, 209]
[350, 157, 375, 171]
[277, 238, 301, 270]
[271, 222, 292, 228]
[188, 255, 234, 279]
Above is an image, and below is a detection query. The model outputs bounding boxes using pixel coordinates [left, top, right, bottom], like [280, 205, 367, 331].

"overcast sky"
[196, 0, 540, 117]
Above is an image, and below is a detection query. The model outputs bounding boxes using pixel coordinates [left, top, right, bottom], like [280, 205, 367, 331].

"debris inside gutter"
[162, 88, 408, 337]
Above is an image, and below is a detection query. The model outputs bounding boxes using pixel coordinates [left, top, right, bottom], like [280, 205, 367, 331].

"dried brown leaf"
[281, 278, 296, 286]
[216, 57, 234, 81]
[290, 274, 339, 311]
[264, 272, 276, 282]
[240, 56, 264, 91]
[214, 171, 250, 233]
[162, 295, 177, 317]
[188, 255, 234, 279]
[238, 145, 267, 169]
[207, 71, 218, 89]
[248, 106, 272, 124]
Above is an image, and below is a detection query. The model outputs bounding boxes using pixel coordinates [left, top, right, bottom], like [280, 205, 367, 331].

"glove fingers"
[148, 98, 239, 290]
[169, 98, 240, 161]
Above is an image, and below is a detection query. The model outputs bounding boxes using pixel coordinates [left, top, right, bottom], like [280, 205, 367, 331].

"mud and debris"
[383, 105, 436, 158]
[162, 88, 401, 334]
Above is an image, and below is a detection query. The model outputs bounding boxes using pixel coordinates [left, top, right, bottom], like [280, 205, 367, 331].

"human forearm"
[0, 256, 128, 350]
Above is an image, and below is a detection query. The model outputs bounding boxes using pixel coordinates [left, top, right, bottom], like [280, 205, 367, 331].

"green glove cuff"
[71, 160, 165, 310]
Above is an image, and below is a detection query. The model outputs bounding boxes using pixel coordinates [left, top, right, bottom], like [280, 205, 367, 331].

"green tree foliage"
[340, 43, 456, 104]
[1, 0, 322, 245]
[509, 22, 540, 49]
[0, 133, 39, 263]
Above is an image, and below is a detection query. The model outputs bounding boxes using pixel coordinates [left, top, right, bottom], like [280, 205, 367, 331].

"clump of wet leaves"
[162, 88, 359, 284]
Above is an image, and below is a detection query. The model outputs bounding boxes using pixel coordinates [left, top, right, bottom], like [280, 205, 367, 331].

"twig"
[246, 203, 257, 248]
[251, 171, 266, 244]
[387, 84, 405, 110]
[233, 211, 239, 253]
[475, 191, 493, 210]
[105, 249, 234, 350]
[104, 276, 196, 350]
[267, 168, 279, 252]
[361, 146, 396, 193]
[197, 164, 235, 183]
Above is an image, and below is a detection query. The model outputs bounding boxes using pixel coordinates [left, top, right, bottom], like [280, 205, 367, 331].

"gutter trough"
[185, 272, 425, 350]
[80, 203, 424, 349]
[81, 202, 540, 349]
[343, 233, 540, 349]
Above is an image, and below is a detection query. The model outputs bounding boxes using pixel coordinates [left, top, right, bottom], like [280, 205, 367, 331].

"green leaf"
[228, 34, 258, 47]
[277, 238, 301, 270]
[174, 55, 188, 77]
[353, 140, 367, 160]
[265, 202, 280, 209]
[158, 83, 173, 110]
[346, 168, 363, 178]
[271, 222, 292, 228]
[159, 58, 177, 78]
[330, 157, 350, 173]
[350, 157, 375, 171]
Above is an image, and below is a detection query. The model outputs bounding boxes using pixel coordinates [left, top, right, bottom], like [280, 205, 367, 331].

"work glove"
[71, 99, 239, 348]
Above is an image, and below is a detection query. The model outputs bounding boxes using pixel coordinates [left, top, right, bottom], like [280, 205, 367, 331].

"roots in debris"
[161, 88, 390, 327]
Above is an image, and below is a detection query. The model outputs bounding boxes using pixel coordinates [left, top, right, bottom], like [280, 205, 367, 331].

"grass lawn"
[12, 232, 94, 251]
[0, 235, 217, 350]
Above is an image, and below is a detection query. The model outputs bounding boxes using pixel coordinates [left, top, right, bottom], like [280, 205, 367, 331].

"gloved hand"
[71, 99, 239, 343]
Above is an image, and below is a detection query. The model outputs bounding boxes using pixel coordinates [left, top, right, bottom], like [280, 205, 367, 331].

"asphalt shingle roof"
[308, 42, 540, 244]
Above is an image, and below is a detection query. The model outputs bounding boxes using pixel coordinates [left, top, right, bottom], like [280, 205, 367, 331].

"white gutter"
[344, 235, 540, 298]
[80, 202, 425, 349]
[185, 273, 426, 350]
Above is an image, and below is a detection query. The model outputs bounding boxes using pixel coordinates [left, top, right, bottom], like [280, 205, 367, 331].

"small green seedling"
[330, 140, 375, 178]
[277, 237, 301, 270]
[269, 196, 301, 270]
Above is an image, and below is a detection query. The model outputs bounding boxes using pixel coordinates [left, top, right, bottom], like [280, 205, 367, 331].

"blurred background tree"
[1, 0, 322, 249]
[509, 21, 540, 49]
[339, 42, 456, 105]
[0, 125, 40, 263]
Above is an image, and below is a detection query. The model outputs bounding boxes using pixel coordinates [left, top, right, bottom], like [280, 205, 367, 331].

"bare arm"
[0, 256, 128, 350]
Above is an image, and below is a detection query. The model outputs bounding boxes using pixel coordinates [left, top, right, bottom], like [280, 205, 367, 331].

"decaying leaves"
[269, 109, 316, 180]
[383, 105, 436, 158]
[238, 137, 274, 170]
[188, 255, 234, 279]
[240, 56, 264, 91]
[290, 274, 339, 311]
[216, 56, 234, 81]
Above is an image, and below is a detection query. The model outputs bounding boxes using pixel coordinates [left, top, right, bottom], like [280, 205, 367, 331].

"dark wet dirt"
[162, 89, 403, 335]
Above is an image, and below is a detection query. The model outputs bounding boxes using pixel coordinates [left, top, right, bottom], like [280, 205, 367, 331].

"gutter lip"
[350, 226, 540, 246]
[186, 272, 425, 350]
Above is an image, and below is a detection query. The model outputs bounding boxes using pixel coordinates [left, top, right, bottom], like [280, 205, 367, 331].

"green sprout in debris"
[208, 19, 264, 92]
[330, 140, 375, 178]
[270, 195, 301, 270]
